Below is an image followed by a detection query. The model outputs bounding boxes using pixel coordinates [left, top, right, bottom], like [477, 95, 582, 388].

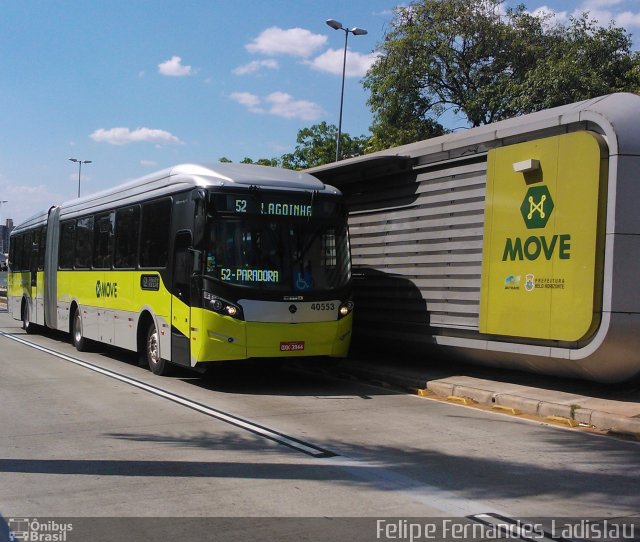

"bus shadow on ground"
[10, 315, 640, 403]
[24, 322, 387, 398]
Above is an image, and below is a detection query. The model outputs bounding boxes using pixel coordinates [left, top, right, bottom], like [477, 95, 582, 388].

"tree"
[363, 0, 640, 149]
[219, 156, 281, 167]
[218, 123, 370, 170]
[364, 0, 524, 141]
[280, 122, 370, 169]
[240, 157, 281, 167]
[516, 13, 640, 112]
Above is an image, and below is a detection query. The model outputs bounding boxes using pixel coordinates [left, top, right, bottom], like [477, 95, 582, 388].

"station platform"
[317, 351, 640, 440]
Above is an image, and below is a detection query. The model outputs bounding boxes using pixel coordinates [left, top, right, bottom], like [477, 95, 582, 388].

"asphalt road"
[1, 310, 639, 541]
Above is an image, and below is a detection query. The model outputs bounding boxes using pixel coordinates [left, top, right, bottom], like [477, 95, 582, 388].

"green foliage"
[221, 122, 371, 170]
[240, 157, 281, 167]
[219, 156, 281, 167]
[280, 122, 370, 169]
[515, 13, 640, 111]
[363, 0, 640, 147]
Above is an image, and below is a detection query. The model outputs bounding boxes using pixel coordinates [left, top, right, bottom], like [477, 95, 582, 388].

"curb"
[426, 381, 640, 439]
[322, 359, 640, 440]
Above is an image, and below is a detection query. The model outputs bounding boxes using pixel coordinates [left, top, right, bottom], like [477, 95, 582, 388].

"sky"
[1, 0, 640, 227]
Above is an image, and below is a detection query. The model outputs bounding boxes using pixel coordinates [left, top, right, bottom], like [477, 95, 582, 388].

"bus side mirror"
[192, 189, 207, 246]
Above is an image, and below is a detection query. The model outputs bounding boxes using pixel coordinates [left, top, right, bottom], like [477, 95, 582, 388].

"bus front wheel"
[146, 323, 171, 376]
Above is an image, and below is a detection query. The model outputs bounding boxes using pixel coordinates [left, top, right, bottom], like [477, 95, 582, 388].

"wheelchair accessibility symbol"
[295, 272, 313, 291]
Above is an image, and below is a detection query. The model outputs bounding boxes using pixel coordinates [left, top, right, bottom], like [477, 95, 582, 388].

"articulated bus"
[7, 163, 353, 375]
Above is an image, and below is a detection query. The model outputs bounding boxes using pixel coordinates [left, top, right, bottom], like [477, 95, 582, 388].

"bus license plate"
[280, 341, 305, 352]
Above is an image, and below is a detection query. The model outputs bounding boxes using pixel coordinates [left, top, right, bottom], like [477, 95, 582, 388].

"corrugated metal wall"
[343, 154, 488, 345]
[308, 121, 588, 352]
[306, 96, 640, 381]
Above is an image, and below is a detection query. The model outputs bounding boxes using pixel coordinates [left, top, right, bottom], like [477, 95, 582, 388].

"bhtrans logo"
[502, 183, 571, 262]
[8, 518, 73, 541]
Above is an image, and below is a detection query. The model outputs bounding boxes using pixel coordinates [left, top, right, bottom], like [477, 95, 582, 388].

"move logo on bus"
[502, 184, 571, 262]
[96, 280, 118, 298]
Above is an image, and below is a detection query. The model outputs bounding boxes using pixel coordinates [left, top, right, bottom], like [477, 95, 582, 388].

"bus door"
[34, 227, 46, 326]
[28, 233, 39, 323]
[171, 231, 193, 367]
[21, 230, 38, 325]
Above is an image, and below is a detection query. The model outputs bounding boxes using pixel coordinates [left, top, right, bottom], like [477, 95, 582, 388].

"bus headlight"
[338, 300, 354, 319]
[203, 291, 244, 320]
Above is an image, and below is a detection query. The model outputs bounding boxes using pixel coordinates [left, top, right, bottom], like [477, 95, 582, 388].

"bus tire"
[146, 322, 171, 376]
[72, 306, 89, 352]
[21, 300, 35, 334]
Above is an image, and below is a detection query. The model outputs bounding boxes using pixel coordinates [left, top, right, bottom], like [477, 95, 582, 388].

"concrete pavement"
[308, 351, 640, 440]
[2, 296, 639, 439]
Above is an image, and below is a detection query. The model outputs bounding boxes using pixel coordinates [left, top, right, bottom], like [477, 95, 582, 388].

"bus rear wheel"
[72, 307, 89, 352]
[21, 301, 35, 334]
[146, 322, 171, 376]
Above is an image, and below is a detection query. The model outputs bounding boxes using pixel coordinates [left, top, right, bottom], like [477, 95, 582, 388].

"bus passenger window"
[93, 213, 114, 269]
[12, 234, 23, 271]
[114, 206, 140, 269]
[75, 216, 94, 269]
[27, 230, 38, 274]
[7, 234, 17, 271]
[37, 226, 46, 270]
[23, 231, 33, 272]
[140, 199, 171, 268]
[59, 221, 76, 269]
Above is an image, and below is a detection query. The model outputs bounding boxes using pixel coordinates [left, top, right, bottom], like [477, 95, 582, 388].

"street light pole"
[68, 158, 92, 198]
[0, 200, 7, 254]
[326, 19, 367, 162]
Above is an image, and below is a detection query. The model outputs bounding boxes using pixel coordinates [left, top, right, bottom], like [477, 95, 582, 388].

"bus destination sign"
[244, 199, 311, 217]
[220, 267, 280, 283]
[213, 194, 339, 218]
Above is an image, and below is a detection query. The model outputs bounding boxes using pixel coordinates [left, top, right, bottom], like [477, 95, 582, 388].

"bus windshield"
[204, 218, 351, 293]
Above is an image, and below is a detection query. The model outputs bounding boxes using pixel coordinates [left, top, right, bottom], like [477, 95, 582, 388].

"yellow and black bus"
[7, 163, 353, 375]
